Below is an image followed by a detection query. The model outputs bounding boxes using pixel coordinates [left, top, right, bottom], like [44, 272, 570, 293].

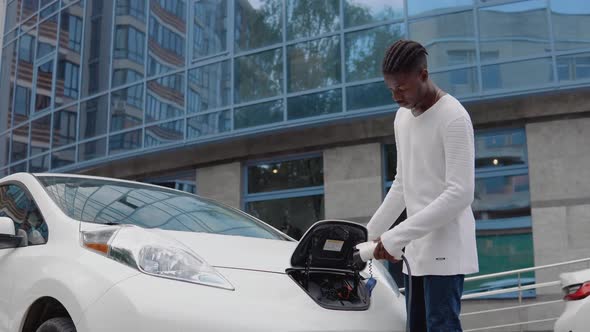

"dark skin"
[373, 66, 446, 262]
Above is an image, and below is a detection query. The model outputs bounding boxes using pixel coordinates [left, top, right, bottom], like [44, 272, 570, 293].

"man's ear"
[420, 68, 429, 82]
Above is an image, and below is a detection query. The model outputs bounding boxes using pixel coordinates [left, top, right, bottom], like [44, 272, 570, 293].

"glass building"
[1, 0, 590, 325]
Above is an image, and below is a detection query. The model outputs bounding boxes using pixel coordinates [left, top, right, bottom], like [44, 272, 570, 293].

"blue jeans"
[403, 274, 464, 332]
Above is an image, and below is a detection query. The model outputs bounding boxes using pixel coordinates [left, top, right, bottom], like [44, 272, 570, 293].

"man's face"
[383, 70, 427, 110]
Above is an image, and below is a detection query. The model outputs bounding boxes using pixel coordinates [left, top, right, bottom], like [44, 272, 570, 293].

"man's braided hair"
[382, 40, 428, 75]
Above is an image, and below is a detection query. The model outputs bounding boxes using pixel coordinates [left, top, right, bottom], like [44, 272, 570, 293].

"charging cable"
[401, 255, 411, 332]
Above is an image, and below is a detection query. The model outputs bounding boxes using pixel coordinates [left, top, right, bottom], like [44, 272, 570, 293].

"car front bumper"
[79, 267, 406, 332]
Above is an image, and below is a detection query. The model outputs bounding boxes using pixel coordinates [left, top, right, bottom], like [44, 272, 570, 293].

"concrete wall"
[324, 143, 383, 224]
[195, 162, 241, 209]
[527, 117, 590, 286]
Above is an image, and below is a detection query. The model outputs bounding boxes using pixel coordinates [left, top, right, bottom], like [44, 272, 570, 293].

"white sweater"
[367, 94, 479, 276]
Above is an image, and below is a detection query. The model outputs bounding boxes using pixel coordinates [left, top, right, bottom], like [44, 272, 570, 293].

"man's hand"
[373, 240, 399, 263]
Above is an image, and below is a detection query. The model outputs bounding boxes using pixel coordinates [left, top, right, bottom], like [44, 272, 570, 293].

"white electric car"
[554, 268, 590, 332]
[0, 173, 406, 332]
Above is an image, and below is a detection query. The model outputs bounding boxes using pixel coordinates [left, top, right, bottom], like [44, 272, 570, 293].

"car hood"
[154, 229, 298, 274]
[560, 268, 590, 287]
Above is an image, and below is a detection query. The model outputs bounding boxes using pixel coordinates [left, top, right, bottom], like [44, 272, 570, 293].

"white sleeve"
[380, 116, 475, 257]
[366, 119, 406, 241]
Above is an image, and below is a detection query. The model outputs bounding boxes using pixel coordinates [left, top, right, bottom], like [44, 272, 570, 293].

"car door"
[0, 183, 49, 332]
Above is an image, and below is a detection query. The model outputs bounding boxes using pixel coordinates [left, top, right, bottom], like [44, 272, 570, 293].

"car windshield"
[37, 176, 287, 240]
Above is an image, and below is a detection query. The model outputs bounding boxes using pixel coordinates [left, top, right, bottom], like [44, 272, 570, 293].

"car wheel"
[35, 317, 76, 332]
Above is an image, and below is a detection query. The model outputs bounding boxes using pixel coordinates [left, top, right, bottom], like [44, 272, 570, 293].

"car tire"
[35, 317, 76, 332]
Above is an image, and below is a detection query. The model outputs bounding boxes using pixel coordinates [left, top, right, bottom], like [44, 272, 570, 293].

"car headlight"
[81, 225, 234, 290]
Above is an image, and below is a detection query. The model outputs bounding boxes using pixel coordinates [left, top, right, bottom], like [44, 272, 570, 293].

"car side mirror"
[0, 216, 22, 249]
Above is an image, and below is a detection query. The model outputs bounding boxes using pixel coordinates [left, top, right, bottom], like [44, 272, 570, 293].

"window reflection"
[479, 1, 550, 62]
[1, 40, 18, 131]
[11, 123, 29, 162]
[551, 0, 590, 51]
[247, 156, 323, 194]
[109, 129, 142, 155]
[473, 174, 531, 222]
[430, 67, 478, 97]
[482, 57, 553, 92]
[557, 53, 590, 82]
[30, 154, 50, 172]
[53, 105, 78, 148]
[188, 61, 230, 113]
[22, 0, 40, 25]
[475, 130, 527, 169]
[409, 10, 475, 70]
[187, 110, 231, 139]
[147, 0, 186, 76]
[78, 138, 107, 162]
[344, 0, 404, 28]
[346, 81, 391, 111]
[235, 0, 282, 52]
[234, 48, 282, 103]
[234, 99, 283, 129]
[34, 60, 54, 113]
[52, 146, 76, 168]
[345, 24, 404, 82]
[145, 119, 184, 147]
[15, 32, 36, 125]
[82, 0, 114, 97]
[0, 133, 10, 167]
[37, 14, 58, 59]
[80, 94, 109, 140]
[287, 89, 342, 120]
[247, 195, 324, 240]
[193, 0, 227, 60]
[146, 73, 185, 123]
[111, 84, 144, 132]
[287, 0, 340, 40]
[408, 0, 472, 17]
[4, 1, 22, 34]
[31, 114, 51, 156]
[113, 0, 147, 88]
[56, 2, 84, 108]
[287, 36, 341, 92]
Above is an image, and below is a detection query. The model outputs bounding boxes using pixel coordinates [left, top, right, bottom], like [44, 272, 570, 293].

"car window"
[37, 176, 288, 241]
[0, 184, 49, 246]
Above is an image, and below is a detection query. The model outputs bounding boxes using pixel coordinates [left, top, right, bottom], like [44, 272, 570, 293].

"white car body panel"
[0, 173, 406, 332]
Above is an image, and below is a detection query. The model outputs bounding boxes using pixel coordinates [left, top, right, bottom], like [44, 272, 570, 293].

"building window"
[61, 61, 80, 99]
[149, 16, 185, 57]
[244, 154, 324, 240]
[116, 0, 147, 21]
[114, 26, 146, 64]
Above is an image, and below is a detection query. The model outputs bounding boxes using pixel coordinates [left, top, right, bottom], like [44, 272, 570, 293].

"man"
[367, 40, 479, 331]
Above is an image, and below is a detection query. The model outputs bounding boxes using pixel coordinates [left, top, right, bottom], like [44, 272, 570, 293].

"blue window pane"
[113, 26, 146, 65]
[345, 24, 405, 82]
[53, 105, 78, 148]
[482, 57, 553, 92]
[192, 0, 227, 60]
[109, 129, 143, 155]
[56, 53, 80, 107]
[247, 156, 323, 193]
[287, 89, 342, 120]
[30, 153, 50, 172]
[234, 48, 283, 103]
[234, 99, 283, 130]
[37, 14, 59, 59]
[4, 1, 22, 33]
[479, 1, 550, 63]
[0, 132, 10, 166]
[111, 84, 144, 132]
[430, 67, 478, 97]
[52, 146, 76, 169]
[10, 161, 27, 174]
[551, 0, 590, 51]
[40, 0, 59, 19]
[31, 114, 51, 156]
[15, 33, 35, 125]
[474, 174, 530, 221]
[64, 11, 83, 54]
[82, 1, 113, 97]
[557, 53, 590, 82]
[344, 0, 404, 28]
[34, 60, 54, 113]
[409, 10, 476, 70]
[1, 41, 18, 132]
[475, 130, 527, 169]
[145, 119, 184, 147]
[287, 0, 340, 40]
[147, 1, 187, 76]
[146, 73, 185, 123]
[116, 0, 147, 21]
[10, 124, 29, 163]
[346, 81, 391, 111]
[78, 138, 107, 162]
[187, 110, 231, 139]
[408, 0, 473, 17]
[287, 36, 341, 93]
[188, 61, 230, 113]
[235, 0, 282, 52]
[80, 94, 109, 140]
